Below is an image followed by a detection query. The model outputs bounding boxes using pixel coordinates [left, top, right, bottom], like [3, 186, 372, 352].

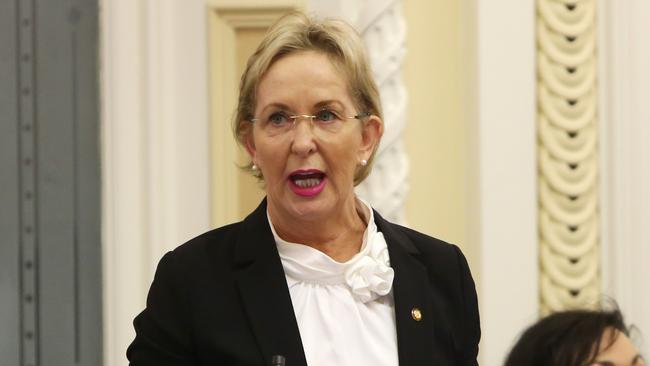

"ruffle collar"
[269, 199, 394, 303]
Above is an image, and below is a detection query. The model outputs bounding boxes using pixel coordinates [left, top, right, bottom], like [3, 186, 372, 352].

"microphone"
[270, 354, 286, 366]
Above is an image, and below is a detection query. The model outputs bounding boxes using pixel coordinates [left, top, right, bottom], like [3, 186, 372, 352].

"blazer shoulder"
[169, 199, 271, 266]
[164, 221, 244, 269]
[383, 221, 473, 288]
[387, 221, 460, 257]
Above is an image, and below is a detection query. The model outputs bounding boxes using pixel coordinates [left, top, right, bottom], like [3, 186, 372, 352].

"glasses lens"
[313, 109, 344, 134]
[260, 111, 292, 137]
[256, 108, 349, 137]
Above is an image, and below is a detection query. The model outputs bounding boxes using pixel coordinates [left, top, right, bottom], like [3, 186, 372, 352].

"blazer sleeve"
[127, 251, 195, 365]
[453, 245, 481, 366]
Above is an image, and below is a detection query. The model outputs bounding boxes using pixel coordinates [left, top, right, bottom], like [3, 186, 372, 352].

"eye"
[267, 111, 290, 126]
[315, 109, 340, 123]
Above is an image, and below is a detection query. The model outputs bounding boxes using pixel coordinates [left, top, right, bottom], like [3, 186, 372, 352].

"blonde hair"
[233, 11, 383, 185]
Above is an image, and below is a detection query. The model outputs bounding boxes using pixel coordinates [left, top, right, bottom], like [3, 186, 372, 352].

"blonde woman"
[128, 11, 480, 366]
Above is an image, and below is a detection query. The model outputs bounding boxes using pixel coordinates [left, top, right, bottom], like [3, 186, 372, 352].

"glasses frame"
[249, 111, 370, 125]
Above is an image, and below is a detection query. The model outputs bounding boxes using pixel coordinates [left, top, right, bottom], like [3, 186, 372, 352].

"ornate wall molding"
[308, 0, 409, 224]
[537, 0, 600, 313]
[354, 1, 409, 224]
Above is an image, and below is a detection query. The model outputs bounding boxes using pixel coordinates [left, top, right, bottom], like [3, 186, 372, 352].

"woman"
[128, 11, 480, 366]
[505, 308, 644, 366]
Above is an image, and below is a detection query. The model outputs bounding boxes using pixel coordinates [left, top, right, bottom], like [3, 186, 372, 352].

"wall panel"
[208, 6, 301, 228]
[403, 0, 468, 255]
[0, 0, 21, 363]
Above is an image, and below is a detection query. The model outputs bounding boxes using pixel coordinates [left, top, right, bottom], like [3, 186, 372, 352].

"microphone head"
[270, 354, 286, 366]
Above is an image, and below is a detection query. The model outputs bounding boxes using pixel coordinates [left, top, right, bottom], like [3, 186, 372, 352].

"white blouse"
[268, 200, 399, 366]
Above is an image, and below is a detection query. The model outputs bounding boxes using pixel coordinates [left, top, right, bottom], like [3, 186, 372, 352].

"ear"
[243, 131, 256, 161]
[359, 115, 383, 160]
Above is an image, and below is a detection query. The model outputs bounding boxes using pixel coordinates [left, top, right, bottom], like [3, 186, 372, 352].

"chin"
[284, 194, 335, 220]
[287, 200, 329, 219]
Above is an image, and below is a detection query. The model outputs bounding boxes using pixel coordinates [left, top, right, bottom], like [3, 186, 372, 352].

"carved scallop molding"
[537, 0, 600, 314]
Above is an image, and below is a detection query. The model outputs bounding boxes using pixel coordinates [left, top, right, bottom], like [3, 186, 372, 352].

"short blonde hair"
[233, 11, 383, 185]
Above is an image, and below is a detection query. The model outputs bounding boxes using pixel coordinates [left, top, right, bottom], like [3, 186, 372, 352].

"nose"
[290, 116, 317, 156]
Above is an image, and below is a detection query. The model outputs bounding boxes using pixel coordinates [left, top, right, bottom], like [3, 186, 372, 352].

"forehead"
[594, 331, 640, 364]
[256, 51, 352, 108]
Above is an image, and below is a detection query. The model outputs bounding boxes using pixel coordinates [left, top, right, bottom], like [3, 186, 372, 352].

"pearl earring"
[252, 164, 258, 171]
[360, 159, 368, 166]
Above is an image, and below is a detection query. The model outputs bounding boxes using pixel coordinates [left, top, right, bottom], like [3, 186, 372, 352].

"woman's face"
[589, 329, 644, 366]
[245, 50, 381, 223]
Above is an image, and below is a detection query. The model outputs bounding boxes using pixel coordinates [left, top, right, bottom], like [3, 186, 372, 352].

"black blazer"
[127, 199, 480, 365]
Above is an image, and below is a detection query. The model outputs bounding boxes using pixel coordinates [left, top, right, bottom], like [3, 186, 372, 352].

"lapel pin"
[411, 307, 423, 322]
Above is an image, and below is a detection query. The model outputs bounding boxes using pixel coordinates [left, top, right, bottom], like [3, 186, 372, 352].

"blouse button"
[411, 307, 423, 321]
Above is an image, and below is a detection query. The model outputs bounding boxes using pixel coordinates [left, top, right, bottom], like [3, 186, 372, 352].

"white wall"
[465, 1, 539, 364]
[100, 0, 211, 364]
[599, 0, 650, 355]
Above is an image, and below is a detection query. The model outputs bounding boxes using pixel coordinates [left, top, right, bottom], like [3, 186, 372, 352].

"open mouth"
[289, 170, 326, 188]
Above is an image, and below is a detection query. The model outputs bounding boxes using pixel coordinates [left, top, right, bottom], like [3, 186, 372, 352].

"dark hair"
[504, 308, 628, 366]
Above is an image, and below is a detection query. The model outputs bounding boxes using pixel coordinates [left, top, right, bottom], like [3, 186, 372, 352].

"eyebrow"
[259, 103, 290, 115]
[259, 100, 346, 114]
[592, 354, 644, 366]
[313, 100, 345, 110]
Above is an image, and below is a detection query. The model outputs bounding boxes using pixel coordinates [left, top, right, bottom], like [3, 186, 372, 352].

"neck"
[268, 196, 369, 262]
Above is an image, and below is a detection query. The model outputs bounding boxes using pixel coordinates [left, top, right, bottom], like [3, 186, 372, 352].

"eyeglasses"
[250, 109, 370, 137]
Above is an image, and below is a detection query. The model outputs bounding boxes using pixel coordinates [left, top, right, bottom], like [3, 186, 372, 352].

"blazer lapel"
[375, 211, 451, 366]
[233, 199, 308, 366]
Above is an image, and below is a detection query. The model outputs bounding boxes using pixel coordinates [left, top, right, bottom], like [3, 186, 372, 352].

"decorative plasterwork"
[351, 0, 409, 224]
[537, 0, 600, 313]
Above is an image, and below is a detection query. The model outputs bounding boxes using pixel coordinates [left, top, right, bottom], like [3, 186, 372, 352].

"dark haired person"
[505, 308, 644, 366]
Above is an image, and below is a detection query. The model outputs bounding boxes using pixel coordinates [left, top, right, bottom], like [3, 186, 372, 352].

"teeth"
[294, 178, 321, 188]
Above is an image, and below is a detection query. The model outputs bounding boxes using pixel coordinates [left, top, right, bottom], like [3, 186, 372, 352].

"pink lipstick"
[288, 169, 327, 197]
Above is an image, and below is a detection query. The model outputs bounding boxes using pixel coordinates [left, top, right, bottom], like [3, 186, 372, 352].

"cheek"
[256, 140, 289, 181]
[326, 137, 362, 179]
[340, 131, 363, 160]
